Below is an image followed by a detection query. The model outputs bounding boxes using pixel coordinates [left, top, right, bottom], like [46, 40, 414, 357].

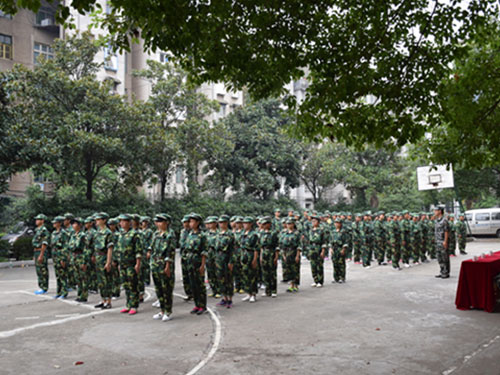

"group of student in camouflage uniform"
[30, 206, 467, 320]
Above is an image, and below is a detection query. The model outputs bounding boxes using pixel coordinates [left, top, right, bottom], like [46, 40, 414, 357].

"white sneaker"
[271, 293, 277, 298]
[311, 282, 317, 287]
[364, 266, 371, 269]
[260, 284, 266, 289]
[153, 312, 163, 320]
[242, 295, 251, 302]
[249, 295, 256, 303]
[162, 314, 171, 322]
[152, 300, 160, 308]
[404, 263, 410, 268]
[112, 296, 117, 300]
[316, 284, 323, 288]
[261, 292, 268, 297]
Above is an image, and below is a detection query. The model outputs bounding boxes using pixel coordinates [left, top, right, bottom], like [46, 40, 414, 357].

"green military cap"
[287, 208, 294, 212]
[94, 212, 109, 220]
[401, 209, 409, 214]
[310, 214, 320, 221]
[229, 216, 237, 222]
[189, 213, 203, 221]
[131, 214, 140, 221]
[334, 217, 342, 223]
[108, 218, 118, 225]
[140, 215, 151, 223]
[260, 216, 272, 224]
[118, 213, 132, 221]
[71, 217, 83, 224]
[218, 215, 230, 223]
[355, 213, 362, 218]
[285, 218, 296, 224]
[325, 210, 331, 215]
[458, 212, 465, 217]
[52, 216, 64, 223]
[235, 216, 244, 223]
[205, 216, 218, 224]
[242, 216, 254, 223]
[274, 208, 281, 213]
[63, 213, 74, 220]
[34, 213, 47, 220]
[84, 216, 94, 223]
[181, 215, 190, 223]
[154, 213, 171, 222]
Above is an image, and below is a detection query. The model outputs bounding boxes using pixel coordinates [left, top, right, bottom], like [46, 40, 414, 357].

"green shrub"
[0, 239, 12, 258]
[12, 236, 34, 260]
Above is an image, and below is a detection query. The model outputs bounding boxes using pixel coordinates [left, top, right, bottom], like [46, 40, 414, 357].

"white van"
[465, 208, 500, 237]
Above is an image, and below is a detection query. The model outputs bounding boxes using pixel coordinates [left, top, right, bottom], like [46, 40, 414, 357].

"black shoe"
[460, 252, 467, 255]
[94, 303, 104, 308]
[441, 275, 450, 279]
[435, 275, 442, 278]
[75, 298, 82, 302]
[139, 297, 144, 303]
[196, 308, 207, 315]
[102, 303, 112, 309]
[79, 299, 88, 303]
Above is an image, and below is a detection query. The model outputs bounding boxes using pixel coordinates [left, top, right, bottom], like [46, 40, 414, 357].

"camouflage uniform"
[68, 229, 90, 301]
[206, 228, 220, 296]
[420, 217, 429, 262]
[150, 227, 176, 314]
[215, 228, 235, 297]
[179, 225, 193, 298]
[307, 225, 327, 285]
[388, 217, 401, 269]
[279, 229, 302, 286]
[343, 218, 353, 259]
[117, 228, 143, 309]
[232, 228, 244, 292]
[240, 228, 260, 295]
[32, 225, 50, 292]
[259, 228, 279, 295]
[94, 227, 114, 300]
[50, 227, 69, 297]
[352, 218, 362, 263]
[184, 229, 208, 309]
[110, 225, 121, 297]
[373, 217, 386, 264]
[448, 218, 457, 256]
[427, 219, 436, 259]
[435, 215, 450, 277]
[84, 226, 98, 292]
[330, 224, 348, 282]
[360, 220, 372, 267]
[410, 217, 422, 263]
[141, 226, 154, 286]
[400, 216, 411, 265]
[456, 217, 467, 254]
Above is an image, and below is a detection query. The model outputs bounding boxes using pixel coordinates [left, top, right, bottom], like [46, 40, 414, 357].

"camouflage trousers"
[53, 255, 69, 297]
[429, 239, 436, 259]
[152, 262, 175, 314]
[215, 252, 233, 297]
[95, 254, 113, 299]
[143, 257, 151, 286]
[181, 256, 193, 298]
[458, 238, 466, 253]
[401, 236, 410, 264]
[241, 250, 259, 294]
[186, 255, 207, 309]
[120, 263, 140, 309]
[385, 242, 393, 263]
[111, 261, 121, 297]
[260, 249, 277, 295]
[391, 243, 401, 269]
[89, 259, 98, 291]
[361, 242, 372, 267]
[68, 256, 78, 289]
[436, 244, 450, 277]
[284, 249, 300, 286]
[280, 252, 291, 281]
[448, 236, 456, 256]
[207, 251, 220, 295]
[137, 254, 146, 297]
[332, 249, 346, 282]
[73, 253, 88, 301]
[34, 251, 49, 292]
[232, 249, 243, 291]
[353, 241, 361, 262]
[375, 240, 386, 264]
[308, 246, 324, 285]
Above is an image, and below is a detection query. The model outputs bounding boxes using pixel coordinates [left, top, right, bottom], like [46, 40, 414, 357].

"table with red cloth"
[455, 251, 500, 313]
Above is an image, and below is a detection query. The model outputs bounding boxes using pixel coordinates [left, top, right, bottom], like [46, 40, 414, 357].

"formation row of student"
[30, 206, 466, 320]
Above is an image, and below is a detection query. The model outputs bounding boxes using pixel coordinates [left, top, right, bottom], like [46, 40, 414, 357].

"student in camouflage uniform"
[32, 214, 50, 295]
[117, 214, 142, 314]
[108, 218, 121, 298]
[307, 214, 327, 287]
[240, 217, 260, 302]
[232, 216, 245, 294]
[205, 216, 221, 298]
[330, 218, 348, 283]
[50, 216, 69, 299]
[279, 218, 302, 293]
[258, 216, 279, 297]
[68, 217, 90, 302]
[185, 213, 208, 315]
[352, 214, 362, 264]
[93, 212, 114, 309]
[447, 215, 457, 256]
[215, 215, 236, 307]
[384, 214, 393, 264]
[84, 217, 98, 293]
[456, 213, 468, 255]
[131, 214, 146, 303]
[374, 212, 387, 265]
[179, 215, 193, 300]
[434, 206, 450, 278]
[387, 214, 401, 270]
[343, 213, 353, 260]
[419, 213, 429, 263]
[400, 211, 411, 268]
[150, 214, 176, 321]
[428, 215, 436, 259]
[272, 209, 282, 233]
[360, 214, 373, 268]
[63, 213, 77, 290]
[140, 216, 154, 287]
[410, 214, 422, 265]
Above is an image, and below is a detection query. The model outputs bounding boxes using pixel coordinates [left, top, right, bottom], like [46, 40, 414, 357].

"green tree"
[204, 99, 302, 199]
[3, 32, 149, 201]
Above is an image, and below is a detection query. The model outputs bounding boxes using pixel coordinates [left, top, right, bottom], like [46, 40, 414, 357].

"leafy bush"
[12, 236, 34, 260]
[0, 239, 12, 258]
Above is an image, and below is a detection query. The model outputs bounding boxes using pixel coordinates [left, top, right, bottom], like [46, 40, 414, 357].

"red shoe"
[128, 309, 137, 315]
[190, 307, 200, 314]
[120, 308, 130, 313]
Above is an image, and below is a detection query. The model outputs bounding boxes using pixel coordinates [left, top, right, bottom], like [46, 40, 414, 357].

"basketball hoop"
[417, 165, 454, 191]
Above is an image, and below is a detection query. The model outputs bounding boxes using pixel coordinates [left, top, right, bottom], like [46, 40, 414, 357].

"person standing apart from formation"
[434, 206, 450, 279]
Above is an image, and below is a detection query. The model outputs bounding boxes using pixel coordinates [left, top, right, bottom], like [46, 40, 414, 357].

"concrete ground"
[1, 239, 499, 375]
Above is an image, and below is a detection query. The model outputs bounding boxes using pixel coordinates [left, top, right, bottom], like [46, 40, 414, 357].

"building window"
[0, 34, 12, 59]
[35, 7, 55, 26]
[0, 10, 12, 19]
[33, 42, 54, 64]
[218, 102, 227, 118]
[159, 52, 168, 63]
[175, 167, 183, 184]
[103, 44, 118, 71]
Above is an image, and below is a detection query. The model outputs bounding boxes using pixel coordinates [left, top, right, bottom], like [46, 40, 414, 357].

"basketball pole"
[453, 184, 472, 236]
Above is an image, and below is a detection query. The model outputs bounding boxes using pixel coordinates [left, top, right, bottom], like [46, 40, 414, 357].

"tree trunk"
[85, 157, 93, 201]
[160, 172, 167, 202]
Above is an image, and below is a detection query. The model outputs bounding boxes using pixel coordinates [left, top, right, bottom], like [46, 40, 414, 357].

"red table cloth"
[455, 251, 500, 312]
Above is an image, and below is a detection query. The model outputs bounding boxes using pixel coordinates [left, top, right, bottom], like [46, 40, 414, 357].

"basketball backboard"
[417, 164, 454, 191]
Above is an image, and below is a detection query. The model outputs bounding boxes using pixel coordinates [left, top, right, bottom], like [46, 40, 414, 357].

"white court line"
[15, 316, 40, 320]
[0, 309, 114, 339]
[17, 291, 95, 310]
